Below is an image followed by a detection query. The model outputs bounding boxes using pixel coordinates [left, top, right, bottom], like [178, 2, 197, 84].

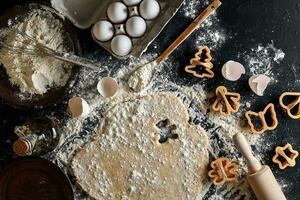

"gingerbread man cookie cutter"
[185, 46, 214, 78]
[272, 143, 299, 170]
[279, 92, 300, 119]
[245, 103, 278, 134]
[208, 157, 238, 186]
[212, 86, 240, 116]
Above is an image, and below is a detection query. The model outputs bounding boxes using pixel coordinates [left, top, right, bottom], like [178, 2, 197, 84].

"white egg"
[123, 0, 141, 6]
[125, 16, 146, 38]
[97, 77, 118, 98]
[111, 35, 132, 56]
[92, 20, 114, 42]
[107, 2, 128, 23]
[139, 0, 160, 20]
[68, 97, 90, 118]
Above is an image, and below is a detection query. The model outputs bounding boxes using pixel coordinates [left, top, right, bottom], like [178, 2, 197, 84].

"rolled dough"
[71, 93, 209, 199]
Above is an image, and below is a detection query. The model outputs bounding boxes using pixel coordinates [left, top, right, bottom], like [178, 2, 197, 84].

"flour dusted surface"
[71, 93, 209, 200]
[0, 9, 72, 95]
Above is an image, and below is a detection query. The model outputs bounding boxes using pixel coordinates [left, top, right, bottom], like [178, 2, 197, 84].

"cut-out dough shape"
[245, 103, 278, 134]
[208, 157, 238, 186]
[221, 61, 245, 81]
[71, 93, 209, 200]
[279, 92, 300, 119]
[248, 75, 271, 96]
[185, 46, 214, 78]
[272, 143, 299, 170]
[212, 86, 240, 116]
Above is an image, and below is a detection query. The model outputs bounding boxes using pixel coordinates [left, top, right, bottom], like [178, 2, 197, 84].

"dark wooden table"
[0, 0, 299, 199]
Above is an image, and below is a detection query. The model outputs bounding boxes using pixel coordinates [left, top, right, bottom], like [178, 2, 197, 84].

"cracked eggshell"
[248, 75, 271, 96]
[111, 35, 132, 56]
[126, 16, 146, 38]
[97, 77, 118, 98]
[68, 97, 90, 118]
[92, 20, 114, 42]
[139, 0, 160, 20]
[221, 61, 246, 81]
[123, 0, 142, 6]
[107, 2, 128, 23]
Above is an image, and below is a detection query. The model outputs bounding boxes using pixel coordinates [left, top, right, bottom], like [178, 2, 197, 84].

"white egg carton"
[51, 0, 184, 59]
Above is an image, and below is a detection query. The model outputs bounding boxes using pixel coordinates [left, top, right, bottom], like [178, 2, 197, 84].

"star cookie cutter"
[272, 143, 299, 170]
[185, 46, 214, 78]
[208, 157, 238, 186]
[245, 103, 278, 134]
[211, 86, 241, 116]
[279, 92, 300, 119]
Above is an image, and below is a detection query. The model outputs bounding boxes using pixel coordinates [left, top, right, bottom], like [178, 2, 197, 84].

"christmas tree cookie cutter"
[185, 46, 214, 78]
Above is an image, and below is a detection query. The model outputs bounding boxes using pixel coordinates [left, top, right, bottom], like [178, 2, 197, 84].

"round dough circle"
[111, 35, 132, 56]
[72, 93, 209, 200]
[125, 16, 147, 38]
[92, 20, 114, 42]
[107, 2, 128, 23]
[139, 0, 160, 20]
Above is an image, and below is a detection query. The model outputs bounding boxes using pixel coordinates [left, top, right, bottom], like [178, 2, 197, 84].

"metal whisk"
[0, 31, 107, 72]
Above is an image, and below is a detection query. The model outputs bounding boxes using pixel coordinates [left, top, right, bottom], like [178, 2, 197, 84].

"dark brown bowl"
[0, 158, 74, 200]
[0, 3, 81, 109]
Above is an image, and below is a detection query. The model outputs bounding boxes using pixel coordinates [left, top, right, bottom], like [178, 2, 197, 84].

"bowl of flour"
[0, 4, 80, 108]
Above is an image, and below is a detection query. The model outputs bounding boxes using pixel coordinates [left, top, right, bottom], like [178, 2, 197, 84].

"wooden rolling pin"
[233, 133, 287, 200]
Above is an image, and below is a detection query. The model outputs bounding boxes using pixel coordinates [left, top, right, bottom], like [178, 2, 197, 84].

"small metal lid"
[13, 139, 32, 156]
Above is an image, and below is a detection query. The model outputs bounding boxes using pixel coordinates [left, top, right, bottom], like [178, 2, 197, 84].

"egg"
[107, 2, 128, 23]
[68, 97, 90, 118]
[123, 0, 141, 6]
[111, 35, 132, 56]
[139, 0, 160, 20]
[92, 20, 114, 42]
[97, 77, 118, 98]
[125, 16, 146, 38]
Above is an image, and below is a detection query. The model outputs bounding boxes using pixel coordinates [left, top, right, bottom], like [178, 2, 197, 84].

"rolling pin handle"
[233, 133, 262, 173]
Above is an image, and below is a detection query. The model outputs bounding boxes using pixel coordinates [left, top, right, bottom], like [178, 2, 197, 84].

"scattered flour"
[240, 41, 285, 79]
[50, 54, 270, 200]
[0, 9, 72, 95]
[181, 1, 227, 50]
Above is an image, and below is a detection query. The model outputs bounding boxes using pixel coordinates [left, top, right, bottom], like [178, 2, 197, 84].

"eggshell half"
[248, 75, 271, 96]
[221, 60, 246, 81]
[68, 97, 90, 118]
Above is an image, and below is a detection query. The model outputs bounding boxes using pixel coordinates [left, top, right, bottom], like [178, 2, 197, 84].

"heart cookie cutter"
[279, 92, 300, 119]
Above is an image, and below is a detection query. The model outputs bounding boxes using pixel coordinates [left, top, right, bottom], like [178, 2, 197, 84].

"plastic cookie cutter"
[208, 157, 238, 186]
[185, 46, 214, 78]
[245, 103, 278, 134]
[279, 92, 300, 119]
[211, 86, 241, 116]
[272, 143, 299, 170]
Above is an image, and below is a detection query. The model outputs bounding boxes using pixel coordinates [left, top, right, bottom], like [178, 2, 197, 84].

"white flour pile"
[0, 9, 72, 95]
